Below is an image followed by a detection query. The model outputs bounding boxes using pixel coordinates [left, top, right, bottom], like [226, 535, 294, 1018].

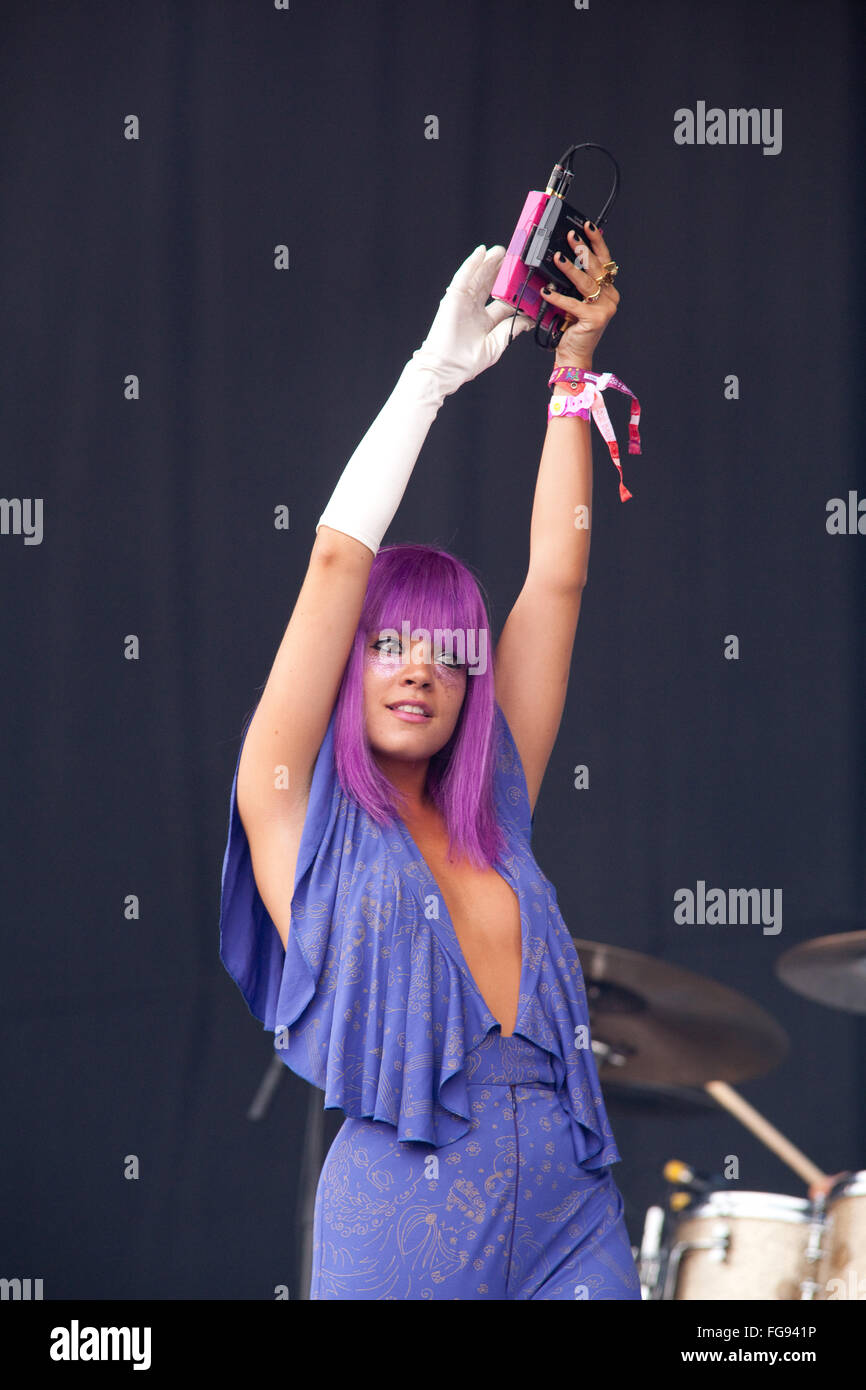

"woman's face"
[362, 626, 468, 766]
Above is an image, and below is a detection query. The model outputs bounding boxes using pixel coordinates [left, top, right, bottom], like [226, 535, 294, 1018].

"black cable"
[565, 142, 621, 228]
[505, 264, 534, 346]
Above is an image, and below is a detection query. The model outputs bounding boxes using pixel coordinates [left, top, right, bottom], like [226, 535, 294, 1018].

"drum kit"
[578, 925, 866, 1301]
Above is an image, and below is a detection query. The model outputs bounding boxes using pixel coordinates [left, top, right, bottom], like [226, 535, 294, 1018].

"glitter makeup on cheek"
[435, 662, 466, 688]
[364, 641, 402, 672]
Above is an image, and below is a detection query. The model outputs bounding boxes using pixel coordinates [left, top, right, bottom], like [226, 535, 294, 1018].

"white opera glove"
[316, 245, 534, 556]
[411, 243, 535, 397]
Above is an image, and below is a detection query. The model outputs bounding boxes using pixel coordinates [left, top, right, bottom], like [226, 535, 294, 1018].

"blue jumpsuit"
[219, 700, 641, 1301]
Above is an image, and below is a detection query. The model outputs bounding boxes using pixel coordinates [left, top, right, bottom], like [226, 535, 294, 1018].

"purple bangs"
[333, 543, 507, 869]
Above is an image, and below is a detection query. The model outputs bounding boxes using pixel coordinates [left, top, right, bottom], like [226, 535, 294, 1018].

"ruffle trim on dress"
[270, 846, 620, 1165]
[273, 870, 503, 1146]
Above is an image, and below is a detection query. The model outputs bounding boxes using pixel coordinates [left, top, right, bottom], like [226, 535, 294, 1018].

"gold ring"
[584, 283, 605, 304]
[601, 260, 619, 281]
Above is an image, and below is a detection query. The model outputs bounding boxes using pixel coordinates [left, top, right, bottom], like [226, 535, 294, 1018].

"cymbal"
[775, 929, 866, 1013]
[573, 937, 789, 1087]
[600, 1077, 719, 1116]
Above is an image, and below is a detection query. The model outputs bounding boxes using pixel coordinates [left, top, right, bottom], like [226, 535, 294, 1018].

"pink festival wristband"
[547, 367, 642, 502]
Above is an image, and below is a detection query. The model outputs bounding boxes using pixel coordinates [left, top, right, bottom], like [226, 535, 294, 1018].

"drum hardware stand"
[636, 1205, 665, 1300]
[296, 1084, 325, 1301]
[244, 1052, 324, 1301]
[797, 1194, 830, 1300]
[637, 1204, 733, 1301]
[659, 1226, 733, 1302]
[591, 1038, 630, 1068]
[246, 1052, 285, 1121]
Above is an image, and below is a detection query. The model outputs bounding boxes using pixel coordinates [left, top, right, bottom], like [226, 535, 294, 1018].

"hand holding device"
[490, 143, 621, 350]
[541, 221, 620, 368]
[412, 244, 534, 399]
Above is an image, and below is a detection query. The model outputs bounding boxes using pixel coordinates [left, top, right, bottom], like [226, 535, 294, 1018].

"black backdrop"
[1, 0, 864, 1301]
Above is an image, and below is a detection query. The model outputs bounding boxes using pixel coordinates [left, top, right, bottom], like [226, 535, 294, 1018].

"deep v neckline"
[394, 815, 526, 1038]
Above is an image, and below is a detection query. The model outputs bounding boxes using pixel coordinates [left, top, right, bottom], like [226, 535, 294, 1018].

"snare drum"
[662, 1190, 816, 1300]
[815, 1171, 866, 1300]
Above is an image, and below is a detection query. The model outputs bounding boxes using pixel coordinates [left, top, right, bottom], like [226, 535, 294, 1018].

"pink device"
[490, 190, 556, 329]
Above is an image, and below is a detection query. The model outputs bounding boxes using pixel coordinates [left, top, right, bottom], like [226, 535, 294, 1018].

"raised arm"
[235, 525, 374, 832]
[235, 346, 450, 835]
[234, 245, 532, 945]
[494, 221, 621, 816]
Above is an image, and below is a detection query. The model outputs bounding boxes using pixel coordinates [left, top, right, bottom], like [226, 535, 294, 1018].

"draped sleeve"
[218, 700, 337, 1035]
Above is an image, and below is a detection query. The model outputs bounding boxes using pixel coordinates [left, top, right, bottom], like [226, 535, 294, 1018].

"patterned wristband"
[548, 387, 596, 420]
[546, 367, 643, 504]
[549, 366, 592, 387]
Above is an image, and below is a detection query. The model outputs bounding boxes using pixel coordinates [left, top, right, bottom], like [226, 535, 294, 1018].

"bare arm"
[236, 525, 375, 832]
[494, 398, 592, 816]
[495, 221, 621, 816]
[234, 527, 375, 952]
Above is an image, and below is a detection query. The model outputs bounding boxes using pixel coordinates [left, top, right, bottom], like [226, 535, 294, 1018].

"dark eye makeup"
[370, 637, 465, 668]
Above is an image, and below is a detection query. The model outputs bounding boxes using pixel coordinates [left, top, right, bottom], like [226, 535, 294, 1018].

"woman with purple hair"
[219, 228, 642, 1299]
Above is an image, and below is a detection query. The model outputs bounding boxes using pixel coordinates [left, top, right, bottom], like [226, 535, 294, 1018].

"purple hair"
[333, 543, 507, 870]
